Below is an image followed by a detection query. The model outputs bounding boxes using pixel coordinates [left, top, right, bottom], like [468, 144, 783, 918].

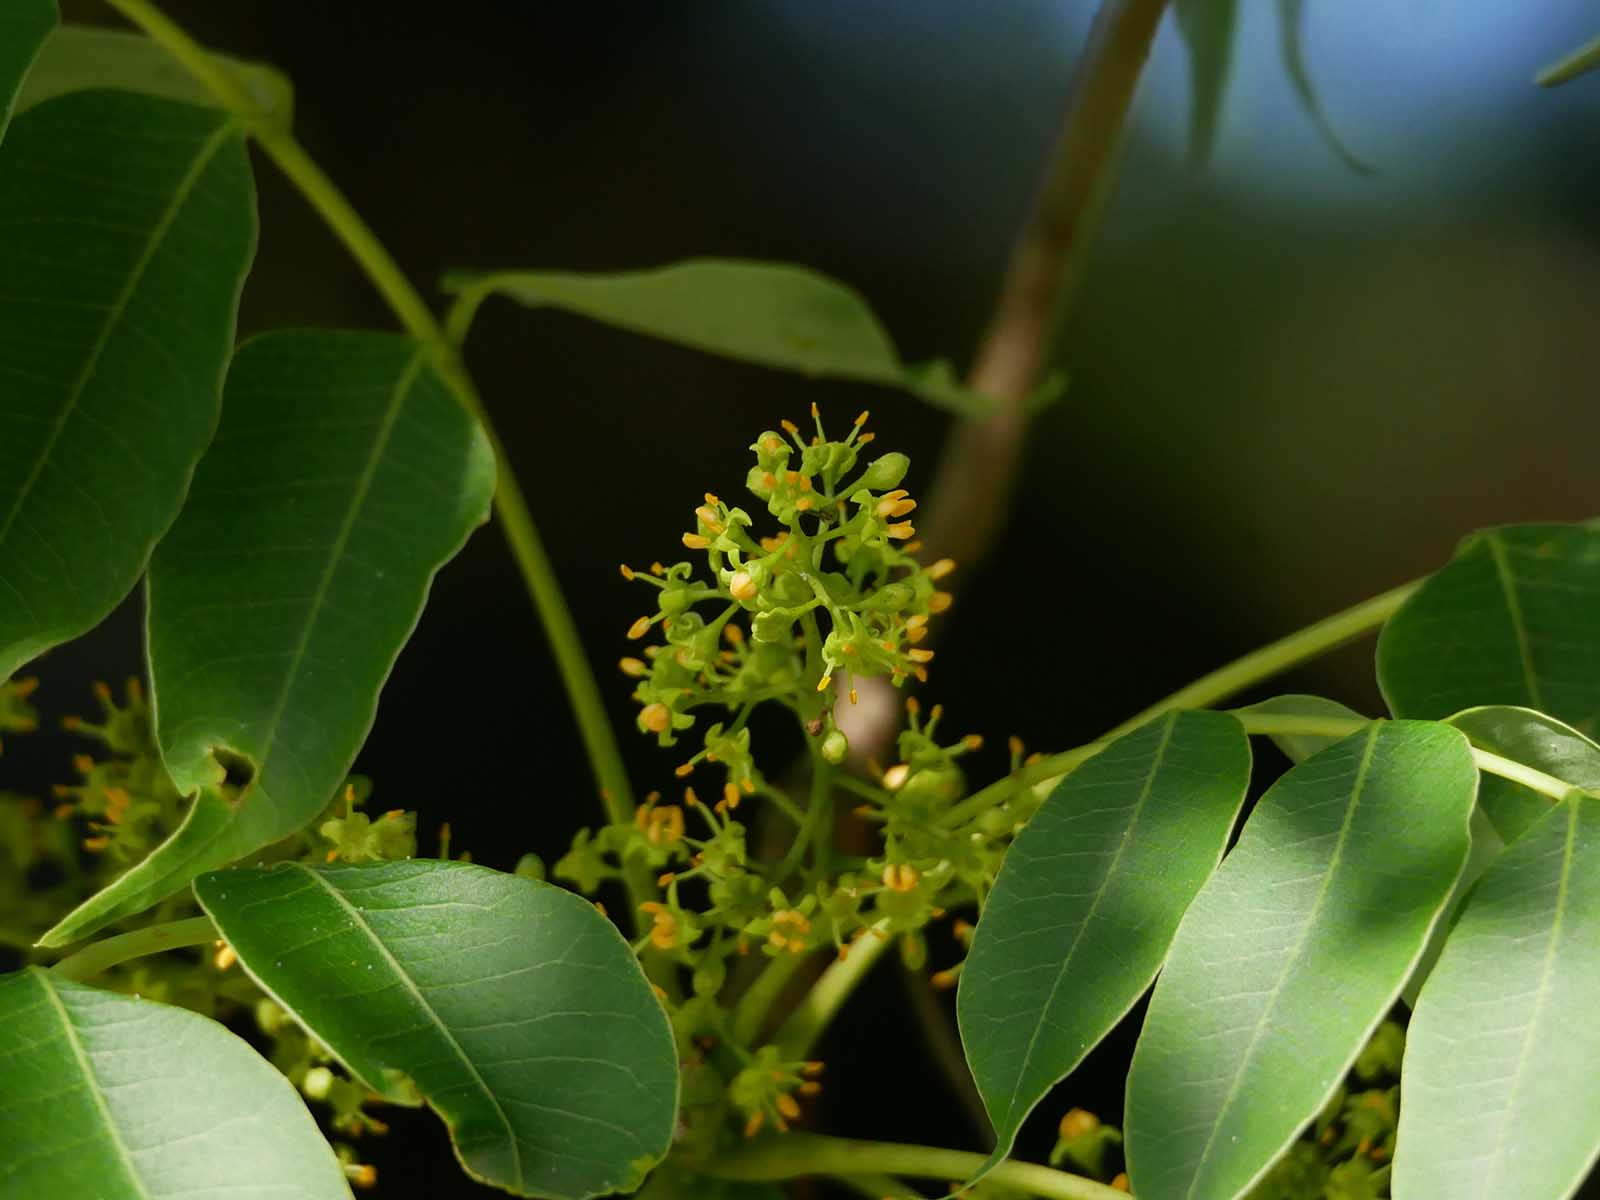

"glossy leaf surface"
[41, 332, 494, 945]
[1449, 704, 1600, 842]
[17, 26, 292, 123]
[445, 260, 990, 415]
[195, 860, 678, 1200]
[1125, 721, 1477, 1200]
[0, 967, 350, 1199]
[1378, 525, 1600, 737]
[1395, 795, 1600, 1199]
[958, 710, 1251, 1176]
[0, 90, 254, 683]
[1175, 0, 1237, 165]
[0, 0, 53, 136]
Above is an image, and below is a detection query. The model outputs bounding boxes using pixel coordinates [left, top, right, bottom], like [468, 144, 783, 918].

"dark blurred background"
[24, 1, 1600, 1195]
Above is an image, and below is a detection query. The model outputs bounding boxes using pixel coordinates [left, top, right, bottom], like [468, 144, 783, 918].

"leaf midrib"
[1484, 531, 1544, 711]
[1479, 798, 1578, 1195]
[0, 115, 236, 555]
[294, 864, 524, 1190]
[34, 972, 152, 1199]
[1183, 723, 1380, 1200]
[235, 348, 426, 791]
[997, 710, 1180, 1133]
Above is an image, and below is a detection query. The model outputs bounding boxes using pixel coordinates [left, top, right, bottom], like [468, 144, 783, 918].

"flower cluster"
[620, 408, 952, 767]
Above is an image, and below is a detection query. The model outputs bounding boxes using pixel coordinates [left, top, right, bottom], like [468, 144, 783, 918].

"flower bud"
[821, 728, 849, 764]
[860, 452, 910, 491]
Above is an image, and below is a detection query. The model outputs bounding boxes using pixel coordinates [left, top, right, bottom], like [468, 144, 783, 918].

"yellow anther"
[926, 557, 956, 581]
[881, 763, 911, 791]
[619, 657, 648, 677]
[905, 696, 920, 716]
[729, 570, 758, 601]
[640, 703, 672, 733]
[1060, 1107, 1100, 1140]
[963, 734, 984, 751]
[780, 418, 800, 436]
[695, 505, 724, 533]
[817, 673, 833, 693]
[83, 835, 110, 852]
[674, 762, 694, 777]
[907, 648, 935, 663]
[627, 616, 653, 640]
[794, 496, 814, 511]
[619, 563, 635, 580]
[930, 968, 960, 990]
[857, 431, 876, 444]
[849, 686, 859, 705]
[763, 435, 784, 454]
[884, 862, 920, 892]
[213, 941, 237, 971]
[810, 401, 820, 418]
[854, 410, 869, 426]
[1009, 735, 1025, 757]
[797, 474, 813, 493]
[682, 532, 711, 550]
[704, 492, 721, 505]
[724, 623, 745, 645]
[876, 496, 917, 519]
[657, 872, 676, 887]
[929, 590, 953, 613]
[723, 782, 741, 810]
[886, 522, 915, 539]
[776, 1093, 801, 1120]
[348, 1164, 378, 1190]
[744, 1111, 765, 1138]
[905, 624, 927, 645]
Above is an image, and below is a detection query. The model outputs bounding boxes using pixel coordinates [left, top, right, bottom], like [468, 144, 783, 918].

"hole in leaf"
[210, 746, 256, 803]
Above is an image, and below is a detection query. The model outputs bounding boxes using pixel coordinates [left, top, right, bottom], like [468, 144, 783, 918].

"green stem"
[705, 1133, 1125, 1200]
[51, 916, 217, 983]
[776, 919, 891, 1058]
[730, 948, 816, 1047]
[942, 579, 1419, 830]
[104, 0, 653, 928]
[1236, 712, 1577, 801]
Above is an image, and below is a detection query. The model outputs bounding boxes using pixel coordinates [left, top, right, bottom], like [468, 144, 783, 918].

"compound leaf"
[1378, 524, 1600, 738]
[1395, 794, 1600, 1199]
[40, 332, 494, 945]
[17, 26, 292, 125]
[0, 90, 255, 684]
[195, 860, 679, 1200]
[0, 967, 350, 1199]
[1125, 721, 1477, 1200]
[443, 260, 991, 415]
[958, 710, 1251, 1180]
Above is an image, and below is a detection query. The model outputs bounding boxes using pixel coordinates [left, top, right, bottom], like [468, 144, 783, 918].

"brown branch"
[841, 0, 1172, 768]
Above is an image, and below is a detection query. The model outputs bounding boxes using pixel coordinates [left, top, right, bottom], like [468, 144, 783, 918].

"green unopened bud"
[514, 853, 545, 881]
[820, 728, 849, 764]
[860, 452, 909, 491]
[302, 1066, 334, 1101]
[693, 958, 727, 998]
[751, 610, 793, 643]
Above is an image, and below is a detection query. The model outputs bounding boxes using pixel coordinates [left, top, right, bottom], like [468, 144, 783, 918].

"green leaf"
[1536, 31, 1600, 86]
[1377, 525, 1600, 738]
[0, 90, 255, 684]
[17, 26, 292, 125]
[39, 332, 495, 946]
[0, 0, 54, 139]
[1276, 0, 1373, 174]
[443, 260, 991, 416]
[1175, 0, 1238, 166]
[957, 710, 1251, 1179]
[194, 860, 679, 1200]
[1395, 794, 1600, 1199]
[1447, 705, 1600, 842]
[1234, 693, 1368, 762]
[0, 967, 350, 1199]
[1124, 721, 1478, 1200]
